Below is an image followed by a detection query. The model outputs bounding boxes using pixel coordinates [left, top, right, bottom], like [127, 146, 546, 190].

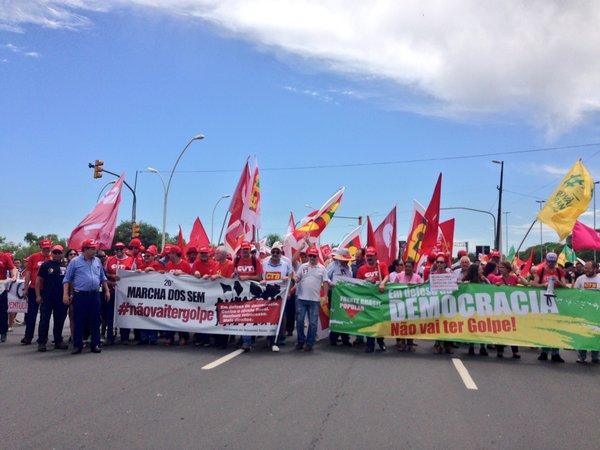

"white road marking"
[452, 358, 478, 390]
[201, 349, 245, 370]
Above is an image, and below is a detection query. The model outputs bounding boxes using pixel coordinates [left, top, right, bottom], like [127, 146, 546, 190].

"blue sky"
[2, 1, 600, 253]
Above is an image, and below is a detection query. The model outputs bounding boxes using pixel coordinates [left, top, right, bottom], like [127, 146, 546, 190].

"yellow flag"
[537, 160, 593, 239]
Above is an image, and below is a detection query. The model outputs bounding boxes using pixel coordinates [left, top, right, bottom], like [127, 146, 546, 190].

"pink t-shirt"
[390, 271, 423, 284]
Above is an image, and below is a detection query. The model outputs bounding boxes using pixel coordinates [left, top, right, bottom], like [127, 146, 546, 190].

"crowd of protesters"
[1, 237, 598, 364]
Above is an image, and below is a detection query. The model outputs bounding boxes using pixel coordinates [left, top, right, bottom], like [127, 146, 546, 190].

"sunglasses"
[52, 250, 63, 255]
[308, 254, 318, 258]
[436, 260, 446, 264]
[271, 250, 281, 254]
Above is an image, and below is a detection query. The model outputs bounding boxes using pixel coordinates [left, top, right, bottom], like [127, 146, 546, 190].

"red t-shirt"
[494, 274, 519, 286]
[0, 253, 15, 280]
[191, 259, 219, 277]
[130, 255, 145, 271]
[216, 260, 235, 278]
[165, 259, 192, 274]
[144, 261, 164, 271]
[26, 252, 50, 288]
[357, 262, 389, 283]
[105, 255, 133, 275]
[234, 256, 263, 277]
[538, 266, 563, 285]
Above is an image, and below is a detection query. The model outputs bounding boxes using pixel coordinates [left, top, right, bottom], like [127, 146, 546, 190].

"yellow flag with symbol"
[537, 160, 593, 240]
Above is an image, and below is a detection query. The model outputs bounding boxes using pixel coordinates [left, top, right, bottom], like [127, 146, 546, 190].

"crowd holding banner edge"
[1, 157, 599, 363]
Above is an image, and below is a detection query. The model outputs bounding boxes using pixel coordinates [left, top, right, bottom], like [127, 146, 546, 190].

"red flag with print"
[367, 216, 376, 248]
[225, 162, 252, 253]
[68, 174, 124, 250]
[420, 174, 443, 257]
[372, 206, 397, 265]
[435, 219, 455, 256]
[339, 225, 363, 258]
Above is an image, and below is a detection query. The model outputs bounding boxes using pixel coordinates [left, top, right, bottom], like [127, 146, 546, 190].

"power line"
[140, 141, 600, 174]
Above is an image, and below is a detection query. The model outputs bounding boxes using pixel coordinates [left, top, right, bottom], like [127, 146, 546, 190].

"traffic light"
[93, 160, 104, 179]
[131, 222, 140, 238]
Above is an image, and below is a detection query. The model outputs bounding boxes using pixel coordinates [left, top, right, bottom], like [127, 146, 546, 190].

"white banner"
[1, 279, 27, 313]
[114, 270, 290, 335]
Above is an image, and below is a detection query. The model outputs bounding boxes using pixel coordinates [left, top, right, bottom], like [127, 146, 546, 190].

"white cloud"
[24, 51, 40, 58]
[3, 43, 41, 58]
[539, 164, 569, 176]
[4, 1, 600, 135]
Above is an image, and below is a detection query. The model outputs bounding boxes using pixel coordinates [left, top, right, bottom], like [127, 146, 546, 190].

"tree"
[113, 221, 163, 250]
[265, 233, 282, 247]
[23, 232, 39, 245]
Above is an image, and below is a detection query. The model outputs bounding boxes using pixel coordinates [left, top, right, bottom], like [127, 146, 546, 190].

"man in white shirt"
[262, 242, 292, 351]
[294, 247, 330, 352]
[453, 256, 471, 283]
[574, 261, 600, 363]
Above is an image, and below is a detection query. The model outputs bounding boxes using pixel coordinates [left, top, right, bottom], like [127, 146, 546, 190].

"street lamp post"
[441, 207, 496, 247]
[148, 134, 204, 250]
[492, 160, 504, 252]
[536, 200, 545, 262]
[211, 194, 230, 245]
[304, 203, 371, 226]
[504, 211, 510, 256]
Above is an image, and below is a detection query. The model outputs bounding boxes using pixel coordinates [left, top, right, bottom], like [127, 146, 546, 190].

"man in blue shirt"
[63, 239, 109, 354]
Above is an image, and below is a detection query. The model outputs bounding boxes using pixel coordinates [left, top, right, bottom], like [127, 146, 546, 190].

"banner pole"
[515, 219, 537, 257]
[272, 278, 292, 350]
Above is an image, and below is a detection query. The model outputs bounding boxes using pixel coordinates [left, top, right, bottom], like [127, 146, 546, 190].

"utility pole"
[493, 160, 504, 252]
[536, 200, 545, 262]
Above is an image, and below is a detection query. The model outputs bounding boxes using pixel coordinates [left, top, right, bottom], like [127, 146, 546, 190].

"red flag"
[188, 217, 210, 249]
[242, 162, 261, 232]
[436, 219, 455, 256]
[572, 220, 600, 251]
[367, 216, 376, 248]
[68, 174, 124, 250]
[372, 206, 397, 265]
[420, 174, 442, 256]
[225, 162, 252, 253]
[177, 225, 186, 249]
[320, 244, 332, 259]
[287, 211, 296, 235]
[520, 249, 535, 276]
[403, 201, 427, 262]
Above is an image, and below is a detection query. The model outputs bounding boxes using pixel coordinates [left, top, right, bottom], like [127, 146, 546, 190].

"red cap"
[146, 245, 158, 256]
[168, 245, 182, 255]
[240, 241, 252, 250]
[365, 246, 377, 256]
[199, 246, 211, 253]
[427, 252, 437, 262]
[307, 246, 319, 256]
[457, 250, 468, 258]
[186, 246, 198, 254]
[115, 242, 126, 249]
[490, 250, 501, 258]
[81, 239, 98, 250]
[140, 245, 146, 252]
[40, 239, 52, 249]
[436, 252, 446, 259]
[51, 245, 64, 252]
[129, 238, 142, 249]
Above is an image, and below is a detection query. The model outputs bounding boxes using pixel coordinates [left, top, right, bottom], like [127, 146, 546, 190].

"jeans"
[296, 298, 319, 347]
[140, 329, 158, 344]
[24, 287, 39, 341]
[101, 291, 115, 344]
[578, 350, 599, 361]
[0, 291, 7, 336]
[541, 347, 560, 356]
[366, 337, 385, 351]
[37, 295, 67, 345]
[73, 291, 101, 350]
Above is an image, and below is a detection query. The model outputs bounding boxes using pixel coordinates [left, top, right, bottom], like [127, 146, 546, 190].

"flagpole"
[594, 181, 599, 262]
[217, 210, 230, 246]
[515, 219, 537, 257]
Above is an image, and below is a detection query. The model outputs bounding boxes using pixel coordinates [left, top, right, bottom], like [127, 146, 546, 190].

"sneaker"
[303, 345, 313, 352]
[71, 347, 83, 355]
[295, 343, 304, 351]
[38, 343, 47, 352]
[20, 337, 32, 345]
[271, 345, 280, 352]
[576, 358, 587, 364]
[55, 342, 68, 350]
[241, 343, 252, 352]
[537, 352, 548, 361]
[7, 327, 12, 332]
[551, 354, 565, 363]
[0, 334, 6, 342]
[512, 353, 521, 359]
[378, 344, 387, 352]
[91, 346, 102, 353]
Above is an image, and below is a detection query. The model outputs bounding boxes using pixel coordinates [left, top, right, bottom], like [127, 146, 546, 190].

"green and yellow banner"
[331, 282, 600, 350]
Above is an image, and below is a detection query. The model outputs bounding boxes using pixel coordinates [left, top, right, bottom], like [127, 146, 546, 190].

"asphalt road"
[1, 323, 599, 450]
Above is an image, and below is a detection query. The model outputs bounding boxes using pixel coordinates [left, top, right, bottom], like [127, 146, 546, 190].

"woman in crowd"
[463, 263, 489, 356]
[491, 261, 523, 359]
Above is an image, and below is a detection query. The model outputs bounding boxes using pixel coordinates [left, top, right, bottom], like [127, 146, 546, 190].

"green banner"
[330, 282, 600, 350]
